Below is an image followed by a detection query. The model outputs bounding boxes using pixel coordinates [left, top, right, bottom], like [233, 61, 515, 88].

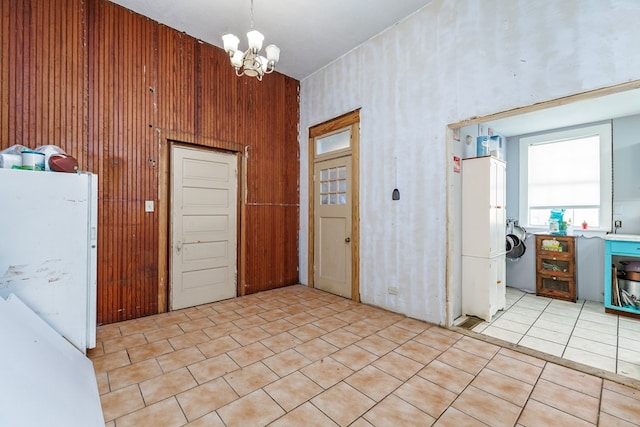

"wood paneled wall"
[1, 0, 300, 324]
[0, 0, 86, 161]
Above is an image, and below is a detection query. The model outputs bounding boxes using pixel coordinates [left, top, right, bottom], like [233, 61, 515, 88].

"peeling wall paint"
[299, 0, 640, 325]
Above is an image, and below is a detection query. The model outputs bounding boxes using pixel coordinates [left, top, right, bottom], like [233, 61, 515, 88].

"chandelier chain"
[250, 0, 254, 30]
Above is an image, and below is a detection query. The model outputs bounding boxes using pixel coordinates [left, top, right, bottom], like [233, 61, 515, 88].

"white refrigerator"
[0, 168, 98, 353]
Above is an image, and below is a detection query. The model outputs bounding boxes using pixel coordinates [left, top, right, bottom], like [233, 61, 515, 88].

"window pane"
[520, 123, 611, 229]
[529, 208, 600, 228]
[338, 180, 346, 192]
[529, 208, 551, 226]
[529, 182, 599, 206]
[330, 194, 337, 204]
[320, 169, 328, 180]
[573, 208, 600, 228]
[321, 195, 329, 205]
[321, 182, 328, 193]
[528, 136, 600, 207]
[316, 130, 351, 155]
[338, 167, 346, 179]
[329, 168, 337, 180]
[338, 193, 346, 205]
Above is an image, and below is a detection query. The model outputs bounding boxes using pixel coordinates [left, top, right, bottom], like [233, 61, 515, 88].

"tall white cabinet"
[461, 156, 506, 321]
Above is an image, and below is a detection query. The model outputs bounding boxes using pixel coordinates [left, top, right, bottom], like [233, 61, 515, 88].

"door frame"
[157, 130, 245, 313]
[308, 109, 360, 302]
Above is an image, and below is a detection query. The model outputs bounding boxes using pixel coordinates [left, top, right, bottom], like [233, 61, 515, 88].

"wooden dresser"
[535, 234, 576, 302]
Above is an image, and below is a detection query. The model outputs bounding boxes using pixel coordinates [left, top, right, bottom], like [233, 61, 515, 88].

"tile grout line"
[263, 311, 424, 425]
[558, 298, 585, 359]
[508, 350, 546, 427]
[517, 362, 605, 426]
[513, 292, 545, 345]
[377, 335, 463, 424]
[563, 302, 619, 370]
[615, 313, 620, 376]
[511, 292, 550, 348]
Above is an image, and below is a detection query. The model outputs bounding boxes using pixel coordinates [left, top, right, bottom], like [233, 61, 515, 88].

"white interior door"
[171, 146, 237, 310]
[314, 156, 352, 298]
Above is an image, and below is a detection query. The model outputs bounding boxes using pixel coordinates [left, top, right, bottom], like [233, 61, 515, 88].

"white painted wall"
[299, 0, 640, 326]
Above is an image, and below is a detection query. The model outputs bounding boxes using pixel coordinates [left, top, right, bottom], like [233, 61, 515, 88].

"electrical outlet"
[615, 220, 622, 228]
[388, 286, 399, 295]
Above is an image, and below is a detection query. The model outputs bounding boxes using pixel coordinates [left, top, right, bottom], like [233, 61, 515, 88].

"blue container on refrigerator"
[476, 136, 490, 156]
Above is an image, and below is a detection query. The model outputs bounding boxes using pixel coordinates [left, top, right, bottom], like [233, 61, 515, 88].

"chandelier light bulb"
[247, 30, 264, 52]
[230, 50, 244, 68]
[222, 33, 240, 54]
[265, 44, 280, 63]
[259, 56, 268, 73]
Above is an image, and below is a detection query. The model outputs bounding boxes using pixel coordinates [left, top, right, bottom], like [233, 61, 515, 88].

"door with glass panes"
[314, 156, 352, 298]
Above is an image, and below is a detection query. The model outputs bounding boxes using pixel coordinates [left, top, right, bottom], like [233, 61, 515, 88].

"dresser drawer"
[537, 275, 576, 302]
[537, 255, 574, 277]
[609, 240, 640, 255]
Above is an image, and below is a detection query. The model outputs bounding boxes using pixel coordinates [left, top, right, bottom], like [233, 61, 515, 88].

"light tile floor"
[470, 287, 640, 382]
[90, 285, 640, 426]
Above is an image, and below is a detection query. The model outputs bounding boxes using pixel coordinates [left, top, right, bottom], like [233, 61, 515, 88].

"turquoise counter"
[604, 236, 640, 317]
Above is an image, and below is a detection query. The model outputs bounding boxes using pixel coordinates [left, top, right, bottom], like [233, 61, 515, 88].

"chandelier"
[221, 0, 280, 80]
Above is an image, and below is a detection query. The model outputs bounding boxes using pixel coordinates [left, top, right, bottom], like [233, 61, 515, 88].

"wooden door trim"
[157, 130, 244, 313]
[308, 109, 360, 302]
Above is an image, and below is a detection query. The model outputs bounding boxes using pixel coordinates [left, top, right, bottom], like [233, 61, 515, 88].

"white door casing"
[313, 156, 352, 298]
[171, 146, 237, 310]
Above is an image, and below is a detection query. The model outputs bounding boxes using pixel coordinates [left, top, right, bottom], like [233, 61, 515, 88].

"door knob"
[345, 237, 351, 243]
[176, 241, 183, 252]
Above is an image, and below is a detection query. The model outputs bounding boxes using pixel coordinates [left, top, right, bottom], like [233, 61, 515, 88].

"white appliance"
[0, 168, 98, 353]
[461, 156, 507, 322]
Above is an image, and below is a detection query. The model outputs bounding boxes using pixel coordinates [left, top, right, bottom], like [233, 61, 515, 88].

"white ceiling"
[108, 0, 433, 80]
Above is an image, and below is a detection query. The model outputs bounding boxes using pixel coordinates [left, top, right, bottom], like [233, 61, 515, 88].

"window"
[519, 123, 612, 230]
[319, 166, 347, 205]
[315, 129, 351, 156]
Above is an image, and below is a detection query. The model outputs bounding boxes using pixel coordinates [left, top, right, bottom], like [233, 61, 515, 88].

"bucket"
[21, 150, 45, 171]
[617, 278, 640, 308]
[0, 153, 22, 169]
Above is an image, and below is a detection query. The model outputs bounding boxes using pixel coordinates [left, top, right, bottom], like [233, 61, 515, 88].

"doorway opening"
[446, 81, 640, 382]
[447, 81, 640, 327]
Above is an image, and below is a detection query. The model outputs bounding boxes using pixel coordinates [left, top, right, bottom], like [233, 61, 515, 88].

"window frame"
[518, 122, 612, 231]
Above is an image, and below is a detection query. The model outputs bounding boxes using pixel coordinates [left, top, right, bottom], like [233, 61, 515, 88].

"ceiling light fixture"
[221, 0, 280, 80]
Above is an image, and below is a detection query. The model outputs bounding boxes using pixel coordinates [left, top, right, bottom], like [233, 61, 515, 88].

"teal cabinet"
[604, 238, 640, 316]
